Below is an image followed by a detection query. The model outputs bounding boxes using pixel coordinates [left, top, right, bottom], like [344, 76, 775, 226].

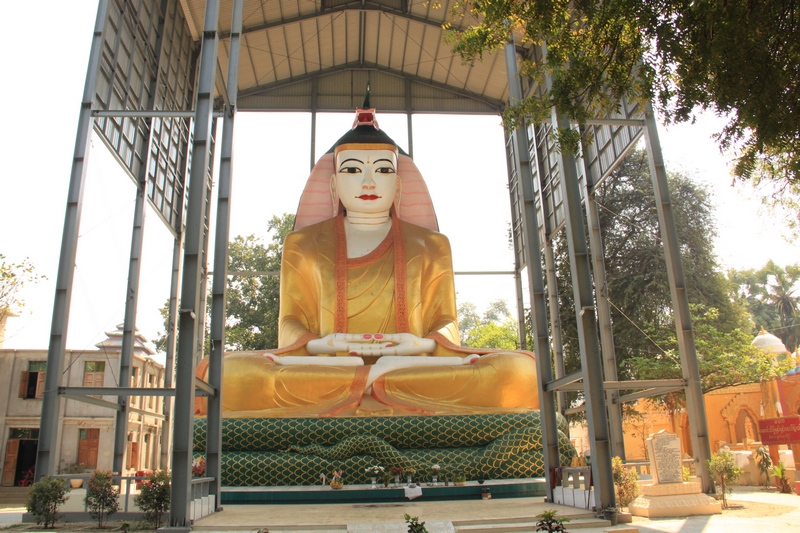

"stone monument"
[629, 430, 721, 518]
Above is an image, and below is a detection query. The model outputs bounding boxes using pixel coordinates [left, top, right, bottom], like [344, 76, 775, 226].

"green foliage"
[133, 470, 170, 529]
[154, 214, 295, 353]
[404, 514, 429, 533]
[445, 1, 800, 195]
[611, 457, 639, 508]
[772, 462, 793, 494]
[730, 261, 800, 352]
[84, 470, 120, 528]
[755, 446, 773, 489]
[682, 466, 691, 483]
[0, 254, 45, 321]
[59, 462, 86, 475]
[534, 509, 571, 532]
[536, 151, 774, 409]
[26, 476, 68, 529]
[707, 451, 743, 508]
[458, 299, 520, 349]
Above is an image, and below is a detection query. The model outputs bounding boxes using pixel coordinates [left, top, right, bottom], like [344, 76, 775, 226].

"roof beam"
[223, 3, 450, 38]
[236, 62, 505, 112]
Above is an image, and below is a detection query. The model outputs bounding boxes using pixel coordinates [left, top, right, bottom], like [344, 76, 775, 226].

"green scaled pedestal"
[193, 412, 576, 487]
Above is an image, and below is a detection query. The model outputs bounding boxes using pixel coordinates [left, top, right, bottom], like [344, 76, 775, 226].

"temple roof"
[182, 0, 511, 114]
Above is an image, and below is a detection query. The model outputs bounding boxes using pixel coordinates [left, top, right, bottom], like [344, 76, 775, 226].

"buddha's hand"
[306, 333, 437, 356]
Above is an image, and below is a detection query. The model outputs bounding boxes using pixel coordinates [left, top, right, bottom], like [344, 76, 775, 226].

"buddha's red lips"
[357, 194, 381, 200]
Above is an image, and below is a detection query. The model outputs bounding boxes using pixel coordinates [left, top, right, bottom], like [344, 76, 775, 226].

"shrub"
[772, 462, 793, 494]
[707, 451, 743, 508]
[611, 457, 639, 508]
[534, 509, 570, 532]
[26, 476, 69, 528]
[754, 446, 773, 489]
[134, 470, 171, 528]
[85, 470, 120, 528]
[404, 514, 428, 533]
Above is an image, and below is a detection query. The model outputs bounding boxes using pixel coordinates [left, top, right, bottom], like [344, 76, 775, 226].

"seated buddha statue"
[198, 101, 539, 418]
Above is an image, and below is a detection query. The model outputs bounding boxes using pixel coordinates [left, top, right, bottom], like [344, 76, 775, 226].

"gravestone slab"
[647, 430, 682, 484]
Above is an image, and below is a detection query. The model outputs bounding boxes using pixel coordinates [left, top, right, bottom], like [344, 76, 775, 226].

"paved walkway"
[2, 486, 798, 532]
[192, 486, 800, 533]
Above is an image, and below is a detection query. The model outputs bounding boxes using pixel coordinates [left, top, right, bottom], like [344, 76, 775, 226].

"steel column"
[207, 0, 243, 511]
[405, 78, 414, 158]
[545, 76, 615, 509]
[527, 126, 568, 415]
[310, 77, 318, 171]
[579, 161, 625, 459]
[170, 0, 220, 526]
[36, 0, 109, 481]
[160, 229, 183, 469]
[643, 104, 713, 493]
[113, 0, 172, 475]
[504, 42, 560, 502]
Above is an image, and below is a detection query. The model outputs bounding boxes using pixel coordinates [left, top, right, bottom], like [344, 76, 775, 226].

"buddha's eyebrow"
[373, 158, 394, 165]
[339, 158, 363, 166]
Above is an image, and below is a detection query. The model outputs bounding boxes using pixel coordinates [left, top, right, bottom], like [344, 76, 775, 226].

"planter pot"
[455, 481, 466, 487]
[69, 479, 83, 489]
[330, 481, 344, 490]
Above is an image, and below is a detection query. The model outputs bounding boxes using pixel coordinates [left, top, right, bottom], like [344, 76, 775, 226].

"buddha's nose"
[362, 171, 376, 189]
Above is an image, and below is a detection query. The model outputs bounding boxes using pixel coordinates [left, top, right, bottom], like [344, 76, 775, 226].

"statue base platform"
[628, 481, 722, 518]
[220, 478, 546, 505]
[193, 412, 575, 487]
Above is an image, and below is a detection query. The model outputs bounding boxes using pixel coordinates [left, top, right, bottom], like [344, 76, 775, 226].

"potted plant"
[330, 469, 344, 489]
[60, 462, 86, 488]
[389, 466, 404, 485]
[381, 469, 394, 488]
[453, 473, 467, 487]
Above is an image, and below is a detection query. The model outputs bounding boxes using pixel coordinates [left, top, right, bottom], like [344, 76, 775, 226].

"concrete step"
[0, 487, 31, 505]
[454, 516, 611, 532]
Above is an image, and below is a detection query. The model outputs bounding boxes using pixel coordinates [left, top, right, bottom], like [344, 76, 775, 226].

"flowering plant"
[191, 458, 206, 477]
[389, 466, 404, 476]
[331, 469, 343, 482]
[431, 464, 441, 476]
[365, 465, 384, 476]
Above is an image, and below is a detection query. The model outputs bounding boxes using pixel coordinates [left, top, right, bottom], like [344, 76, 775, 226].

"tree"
[84, 470, 119, 528]
[134, 470, 170, 529]
[26, 476, 68, 529]
[730, 261, 800, 352]
[224, 214, 295, 350]
[458, 299, 520, 350]
[552, 151, 752, 379]
[707, 450, 743, 508]
[447, 1, 800, 195]
[154, 214, 295, 353]
[0, 254, 45, 322]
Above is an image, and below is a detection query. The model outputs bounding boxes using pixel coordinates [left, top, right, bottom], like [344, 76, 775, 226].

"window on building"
[19, 361, 46, 399]
[147, 374, 155, 409]
[130, 367, 139, 407]
[125, 433, 139, 470]
[77, 428, 100, 469]
[83, 361, 105, 388]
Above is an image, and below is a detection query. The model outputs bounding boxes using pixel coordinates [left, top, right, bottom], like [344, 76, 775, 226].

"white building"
[0, 326, 166, 486]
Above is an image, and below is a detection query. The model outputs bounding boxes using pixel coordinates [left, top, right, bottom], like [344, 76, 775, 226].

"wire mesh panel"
[94, 0, 197, 235]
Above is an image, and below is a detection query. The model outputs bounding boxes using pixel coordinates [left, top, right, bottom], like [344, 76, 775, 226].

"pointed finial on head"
[363, 81, 371, 109]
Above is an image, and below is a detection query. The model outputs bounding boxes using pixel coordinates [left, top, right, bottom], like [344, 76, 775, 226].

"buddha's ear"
[330, 174, 339, 217]
[393, 176, 402, 219]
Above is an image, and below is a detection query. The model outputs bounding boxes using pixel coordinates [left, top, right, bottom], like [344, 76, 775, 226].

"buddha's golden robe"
[216, 214, 539, 417]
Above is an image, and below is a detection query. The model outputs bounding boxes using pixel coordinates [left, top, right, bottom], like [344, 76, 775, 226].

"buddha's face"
[335, 148, 397, 214]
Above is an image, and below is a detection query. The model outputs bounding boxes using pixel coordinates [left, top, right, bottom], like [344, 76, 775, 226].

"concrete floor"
[191, 485, 800, 533]
[2, 485, 799, 532]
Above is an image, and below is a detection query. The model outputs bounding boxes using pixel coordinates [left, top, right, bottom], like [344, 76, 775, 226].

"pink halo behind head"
[293, 153, 439, 232]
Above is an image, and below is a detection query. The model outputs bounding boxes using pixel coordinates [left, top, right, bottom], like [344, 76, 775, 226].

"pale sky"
[0, 1, 795, 356]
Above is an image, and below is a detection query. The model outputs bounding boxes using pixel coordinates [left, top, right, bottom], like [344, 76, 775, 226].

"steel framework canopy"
[183, 0, 508, 114]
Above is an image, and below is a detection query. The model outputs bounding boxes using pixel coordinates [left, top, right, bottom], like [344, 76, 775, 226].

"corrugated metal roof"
[181, 0, 509, 115]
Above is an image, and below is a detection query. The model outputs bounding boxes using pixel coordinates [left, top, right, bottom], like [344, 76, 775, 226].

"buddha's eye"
[339, 166, 361, 174]
[375, 166, 395, 174]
